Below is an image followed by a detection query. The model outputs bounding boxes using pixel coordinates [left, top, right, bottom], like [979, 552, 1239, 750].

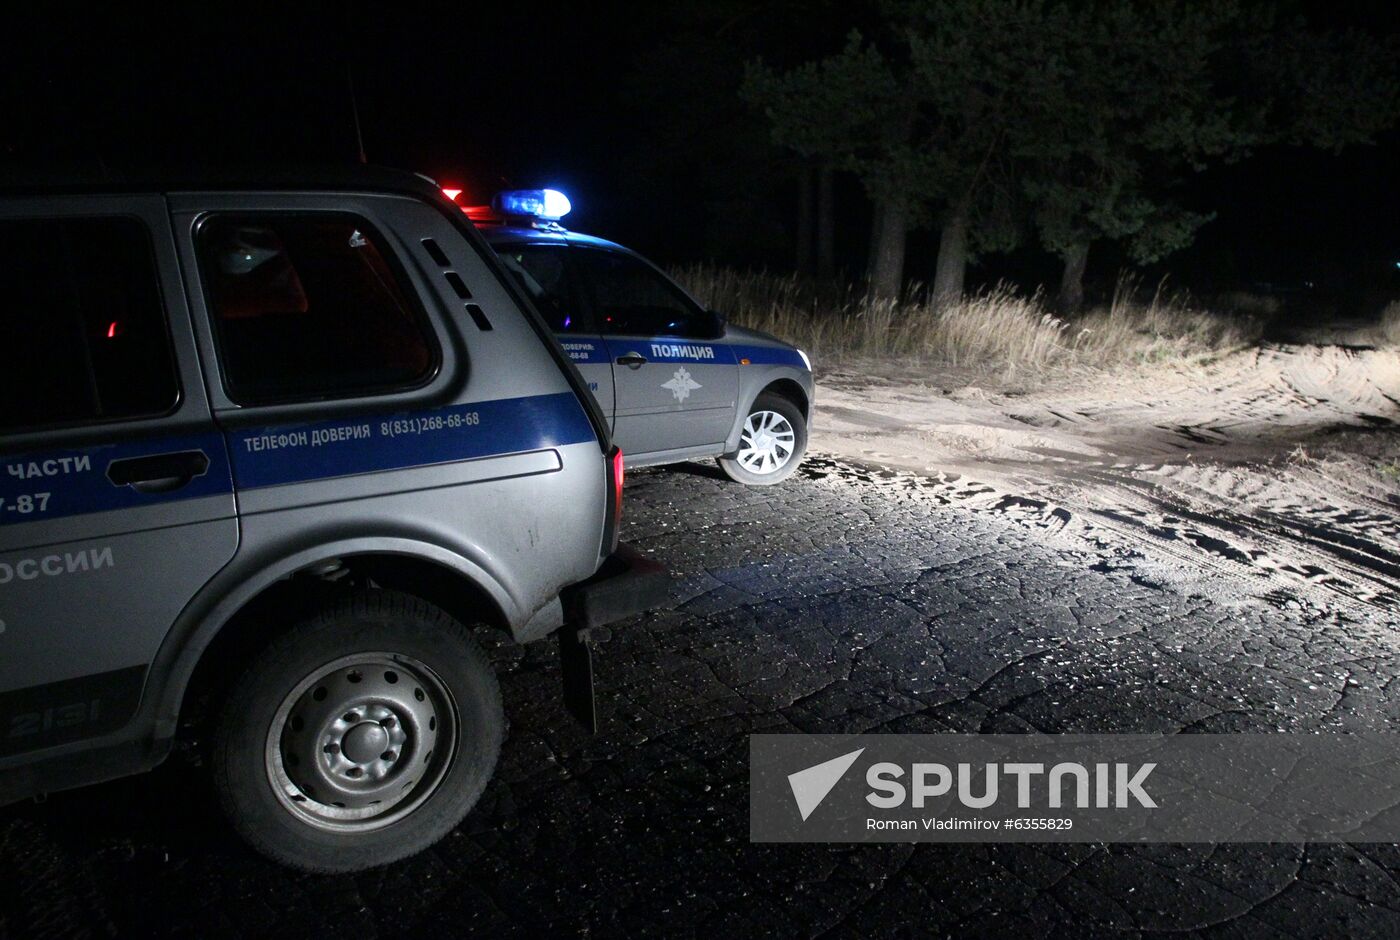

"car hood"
[722, 323, 799, 352]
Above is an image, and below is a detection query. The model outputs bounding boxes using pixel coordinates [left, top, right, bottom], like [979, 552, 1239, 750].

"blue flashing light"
[494, 189, 572, 221]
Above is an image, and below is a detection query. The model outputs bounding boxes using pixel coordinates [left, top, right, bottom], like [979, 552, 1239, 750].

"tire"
[718, 392, 808, 485]
[211, 589, 503, 872]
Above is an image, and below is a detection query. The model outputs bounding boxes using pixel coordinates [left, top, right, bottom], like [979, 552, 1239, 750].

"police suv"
[462, 189, 814, 485]
[0, 169, 666, 872]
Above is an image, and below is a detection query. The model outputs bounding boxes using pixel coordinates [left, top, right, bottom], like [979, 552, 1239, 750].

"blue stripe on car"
[557, 338, 611, 364]
[0, 393, 596, 523]
[727, 344, 806, 368]
[580, 337, 803, 367]
[604, 339, 739, 365]
[230, 392, 596, 489]
[0, 432, 232, 525]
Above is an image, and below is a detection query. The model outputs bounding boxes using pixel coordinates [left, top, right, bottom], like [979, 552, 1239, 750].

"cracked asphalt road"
[5, 455, 1400, 938]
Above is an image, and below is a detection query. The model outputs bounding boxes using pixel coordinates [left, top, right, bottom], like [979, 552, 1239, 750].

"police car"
[0, 168, 666, 872]
[460, 189, 814, 485]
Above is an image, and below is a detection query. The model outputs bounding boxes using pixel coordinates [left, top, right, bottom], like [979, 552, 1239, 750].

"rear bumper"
[561, 542, 670, 630]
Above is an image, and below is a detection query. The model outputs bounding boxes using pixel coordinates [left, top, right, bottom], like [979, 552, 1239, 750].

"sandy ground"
[812, 342, 1400, 618]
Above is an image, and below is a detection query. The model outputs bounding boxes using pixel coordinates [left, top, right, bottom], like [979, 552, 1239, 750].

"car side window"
[196, 213, 438, 406]
[0, 217, 179, 434]
[574, 248, 713, 339]
[497, 244, 579, 332]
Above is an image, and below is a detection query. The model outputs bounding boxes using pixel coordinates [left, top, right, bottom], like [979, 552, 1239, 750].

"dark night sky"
[3, 3, 1398, 304]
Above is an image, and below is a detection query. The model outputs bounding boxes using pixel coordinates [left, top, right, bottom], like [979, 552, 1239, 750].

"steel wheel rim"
[736, 410, 796, 475]
[265, 652, 457, 833]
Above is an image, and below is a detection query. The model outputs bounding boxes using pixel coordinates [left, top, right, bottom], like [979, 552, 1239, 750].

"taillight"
[612, 447, 625, 530]
[602, 445, 624, 556]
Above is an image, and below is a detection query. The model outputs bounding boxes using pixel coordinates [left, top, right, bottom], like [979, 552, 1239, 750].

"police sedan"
[458, 188, 814, 485]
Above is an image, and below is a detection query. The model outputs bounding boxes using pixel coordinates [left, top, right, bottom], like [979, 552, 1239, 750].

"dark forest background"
[2, 2, 1399, 315]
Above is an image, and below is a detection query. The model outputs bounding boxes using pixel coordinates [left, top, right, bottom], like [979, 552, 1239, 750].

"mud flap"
[558, 627, 597, 733]
[556, 543, 670, 734]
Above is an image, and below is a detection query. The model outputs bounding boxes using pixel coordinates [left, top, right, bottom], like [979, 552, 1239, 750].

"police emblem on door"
[662, 366, 702, 403]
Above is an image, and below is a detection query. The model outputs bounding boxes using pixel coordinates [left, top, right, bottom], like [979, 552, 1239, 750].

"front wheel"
[718, 392, 808, 485]
[211, 590, 503, 872]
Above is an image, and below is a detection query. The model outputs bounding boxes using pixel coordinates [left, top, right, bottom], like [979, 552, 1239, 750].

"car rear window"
[196, 213, 438, 405]
[0, 217, 178, 434]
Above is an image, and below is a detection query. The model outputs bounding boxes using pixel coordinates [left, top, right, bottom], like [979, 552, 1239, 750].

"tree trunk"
[932, 205, 969, 309]
[867, 197, 907, 301]
[816, 164, 835, 280]
[795, 164, 813, 275]
[1057, 243, 1089, 313]
[868, 201, 884, 270]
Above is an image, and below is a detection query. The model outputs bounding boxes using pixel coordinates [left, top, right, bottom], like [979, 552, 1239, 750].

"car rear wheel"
[211, 589, 503, 872]
[718, 392, 807, 485]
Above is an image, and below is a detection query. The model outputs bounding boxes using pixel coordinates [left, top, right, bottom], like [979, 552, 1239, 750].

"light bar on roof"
[494, 189, 572, 221]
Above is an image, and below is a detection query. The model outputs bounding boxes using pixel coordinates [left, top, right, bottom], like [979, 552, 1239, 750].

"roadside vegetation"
[1382, 301, 1400, 347]
[677, 264, 1264, 376]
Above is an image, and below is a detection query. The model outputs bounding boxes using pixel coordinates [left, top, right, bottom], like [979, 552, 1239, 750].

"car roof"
[0, 164, 449, 200]
[478, 224, 630, 254]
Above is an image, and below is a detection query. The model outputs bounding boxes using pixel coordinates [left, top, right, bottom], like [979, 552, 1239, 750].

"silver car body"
[483, 227, 815, 468]
[0, 173, 631, 802]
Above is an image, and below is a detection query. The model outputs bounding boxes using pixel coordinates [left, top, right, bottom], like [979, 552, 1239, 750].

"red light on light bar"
[441, 188, 463, 202]
[107, 321, 119, 338]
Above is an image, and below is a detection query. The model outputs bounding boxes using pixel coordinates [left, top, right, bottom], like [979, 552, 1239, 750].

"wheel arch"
[153, 542, 516, 742]
[759, 378, 810, 420]
[726, 374, 812, 454]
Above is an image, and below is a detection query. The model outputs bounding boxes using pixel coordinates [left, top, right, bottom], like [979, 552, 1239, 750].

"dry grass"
[674, 265, 1264, 376]
[1381, 301, 1400, 347]
[1215, 290, 1283, 317]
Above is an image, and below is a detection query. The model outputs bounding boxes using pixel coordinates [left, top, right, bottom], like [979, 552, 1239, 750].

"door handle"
[616, 352, 648, 369]
[107, 450, 210, 493]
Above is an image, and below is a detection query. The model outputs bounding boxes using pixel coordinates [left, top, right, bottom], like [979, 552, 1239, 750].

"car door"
[0, 200, 238, 757]
[495, 242, 616, 428]
[573, 247, 737, 458]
